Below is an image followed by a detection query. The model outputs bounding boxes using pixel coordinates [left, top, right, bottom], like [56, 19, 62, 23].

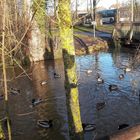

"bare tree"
[1, 0, 12, 139]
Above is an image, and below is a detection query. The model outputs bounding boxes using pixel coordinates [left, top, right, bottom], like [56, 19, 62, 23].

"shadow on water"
[76, 42, 140, 139]
[1, 41, 140, 140]
[0, 60, 69, 140]
[62, 49, 84, 140]
[30, 60, 68, 140]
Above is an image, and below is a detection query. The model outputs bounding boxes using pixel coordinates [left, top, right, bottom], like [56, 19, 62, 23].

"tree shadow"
[62, 49, 84, 140]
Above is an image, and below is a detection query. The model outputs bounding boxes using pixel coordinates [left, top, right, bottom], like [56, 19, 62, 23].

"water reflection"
[0, 60, 69, 140]
[0, 46, 140, 140]
[76, 46, 140, 139]
[31, 60, 68, 140]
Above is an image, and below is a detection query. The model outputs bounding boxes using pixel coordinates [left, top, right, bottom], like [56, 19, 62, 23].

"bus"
[98, 9, 117, 24]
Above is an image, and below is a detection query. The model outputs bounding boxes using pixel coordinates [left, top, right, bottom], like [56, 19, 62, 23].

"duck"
[32, 98, 43, 106]
[119, 74, 124, 80]
[86, 70, 92, 74]
[10, 88, 20, 95]
[82, 123, 96, 132]
[96, 102, 106, 110]
[54, 72, 61, 78]
[40, 81, 48, 86]
[109, 84, 118, 91]
[37, 120, 53, 128]
[97, 77, 104, 84]
[118, 124, 129, 130]
[124, 67, 131, 72]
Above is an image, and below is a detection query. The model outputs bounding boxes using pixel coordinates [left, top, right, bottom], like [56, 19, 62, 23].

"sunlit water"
[0, 46, 140, 140]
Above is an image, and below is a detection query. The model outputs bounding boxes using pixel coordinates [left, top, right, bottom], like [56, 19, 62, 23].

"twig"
[17, 111, 35, 117]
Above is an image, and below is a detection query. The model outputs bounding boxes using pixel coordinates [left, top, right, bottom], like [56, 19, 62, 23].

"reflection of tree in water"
[113, 42, 140, 97]
[112, 41, 122, 68]
[132, 45, 140, 69]
[31, 60, 67, 140]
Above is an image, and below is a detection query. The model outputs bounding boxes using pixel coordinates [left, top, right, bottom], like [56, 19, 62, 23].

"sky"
[78, 0, 129, 10]
[97, 0, 128, 8]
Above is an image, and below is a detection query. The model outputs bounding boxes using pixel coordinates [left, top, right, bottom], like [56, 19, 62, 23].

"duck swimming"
[40, 80, 47, 86]
[37, 120, 53, 128]
[82, 123, 96, 132]
[10, 88, 20, 95]
[32, 98, 43, 106]
[118, 124, 129, 130]
[54, 72, 61, 78]
[124, 67, 131, 72]
[97, 77, 104, 84]
[96, 102, 106, 110]
[109, 84, 118, 91]
[119, 74, 124, 80]
[86, 70, 92, 74]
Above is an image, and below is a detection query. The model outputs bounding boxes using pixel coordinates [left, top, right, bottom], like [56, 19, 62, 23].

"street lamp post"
[92, 0, 96, 38]
[92, 21, 96, 38]
[131, 0, 134, 22]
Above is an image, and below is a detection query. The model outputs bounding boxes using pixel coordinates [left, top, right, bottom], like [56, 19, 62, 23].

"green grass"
[74, 25, 93, 33]
[96, 24, 114, 34]
[74, 24, 114, 34]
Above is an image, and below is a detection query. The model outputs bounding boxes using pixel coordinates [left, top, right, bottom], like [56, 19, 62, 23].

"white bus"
[98, 9, 117, 24]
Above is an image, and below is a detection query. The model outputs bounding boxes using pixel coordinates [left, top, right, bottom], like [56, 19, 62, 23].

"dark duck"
[109, 84, 118, 91]
[97, 76, 104, 84]
[37, 120, 53, 128]
[82, 123, 96, 132]
[118, 124, 129, 130]
[96, 102, 106, 110]
[32, 98, 43, 107]
[54, 72, 61, 78]
[10, 87, 20, 95]
[119, 74, 124, 80]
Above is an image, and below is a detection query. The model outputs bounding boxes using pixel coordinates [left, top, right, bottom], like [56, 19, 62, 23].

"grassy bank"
[96, 24, 114, 34]
[74, 24, 114, 34]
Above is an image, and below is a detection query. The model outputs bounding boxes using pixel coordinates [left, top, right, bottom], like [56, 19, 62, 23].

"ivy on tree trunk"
[57, 0, 84, 140]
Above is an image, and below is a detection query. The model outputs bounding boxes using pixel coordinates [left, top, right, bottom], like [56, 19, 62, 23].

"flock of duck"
[88, 67, 132, 111]
[40, 72, 61, 86]
[0, 65, 133, 134]
[0, 67, 132, 132]
[33, 72, 97, 131]
[0, 87, 21, 100]
[37, 119, 96, 132]
[34, 67, 132, 132]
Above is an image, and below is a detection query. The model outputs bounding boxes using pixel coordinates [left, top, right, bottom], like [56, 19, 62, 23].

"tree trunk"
[45, 0, 62, 60]
[57, 0, 83, 140]
[93, 0, 96, 21]
[1, 0, 12, 139]
[26, 0, 46, 62]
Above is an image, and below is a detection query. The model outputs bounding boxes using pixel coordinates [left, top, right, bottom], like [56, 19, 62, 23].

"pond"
[0, 45, 140, 140]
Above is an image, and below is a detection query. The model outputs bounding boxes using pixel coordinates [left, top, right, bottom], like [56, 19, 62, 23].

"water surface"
[0, 46, 140, 140]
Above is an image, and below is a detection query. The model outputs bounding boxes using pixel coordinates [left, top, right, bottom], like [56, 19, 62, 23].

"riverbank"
[74, 35, 108, 55]
[74, 25, 112, 55]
